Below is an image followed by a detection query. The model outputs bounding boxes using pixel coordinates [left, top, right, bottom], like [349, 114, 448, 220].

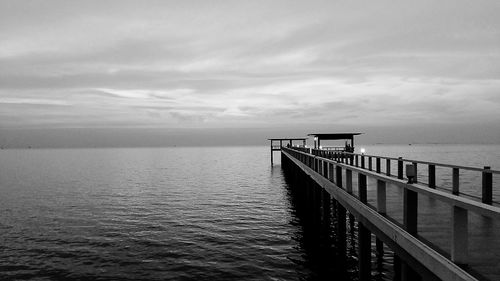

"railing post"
[376, 157, 381, 173]
[377, 180, 386, 215]
[404, 188, 418, 235]
[355, 155, 359, 167]
[346, 169, 352, 194]
[386, 159, 391, 176]
[482, 166, 492, 204]
[412, 162, 418, 183]
[398, 157, 404, 179]
[359, 173, 367, 203]
[428, 164, 436, 188]
[452, 168, 460, 195]
[329, 163, 334, 182]
[451, 206, 468, 266]
[368, 156, 372, 171]
[336, 166, 343, 188]
[361, 155, 365, 169]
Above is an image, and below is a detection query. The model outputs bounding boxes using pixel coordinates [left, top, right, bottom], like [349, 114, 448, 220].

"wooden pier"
[271, 134, 500, 281]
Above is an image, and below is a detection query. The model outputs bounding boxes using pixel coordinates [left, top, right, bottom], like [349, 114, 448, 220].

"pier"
[271, 134, 500, 281]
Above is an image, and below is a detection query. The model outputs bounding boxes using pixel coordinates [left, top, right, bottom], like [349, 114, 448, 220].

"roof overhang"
[307, 133, 362, 140]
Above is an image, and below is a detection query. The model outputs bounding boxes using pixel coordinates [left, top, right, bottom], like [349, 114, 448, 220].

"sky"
[1, 1, 500, 146]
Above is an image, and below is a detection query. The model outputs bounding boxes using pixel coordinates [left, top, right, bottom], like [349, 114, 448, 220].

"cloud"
[1, 0, 500, 130]
[0, 98, 70, 106]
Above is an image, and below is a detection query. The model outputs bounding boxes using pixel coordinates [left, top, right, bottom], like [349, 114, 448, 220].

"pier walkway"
[279, 145, 500, 281]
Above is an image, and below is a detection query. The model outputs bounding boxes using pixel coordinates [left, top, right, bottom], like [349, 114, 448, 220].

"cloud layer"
[1, 0, 500, 129]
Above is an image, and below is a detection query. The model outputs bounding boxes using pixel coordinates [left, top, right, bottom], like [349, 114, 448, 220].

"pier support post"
[376, 238, 384, 258]
[270, 141, 274, 165]
[337, 203, 347, 276]
[394, 254, 402, 281]
[482, 166, 492, 204]
[451, 206, 468, 266]
[358, 223, 372, 281]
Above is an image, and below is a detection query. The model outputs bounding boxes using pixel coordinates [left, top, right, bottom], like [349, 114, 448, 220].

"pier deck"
[280, 146, 500, 281]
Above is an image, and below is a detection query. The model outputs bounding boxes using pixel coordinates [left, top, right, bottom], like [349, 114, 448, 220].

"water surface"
[1, 145, 499, 280]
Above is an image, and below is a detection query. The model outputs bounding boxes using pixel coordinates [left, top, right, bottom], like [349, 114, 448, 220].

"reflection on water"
[281, 159, 394, 281]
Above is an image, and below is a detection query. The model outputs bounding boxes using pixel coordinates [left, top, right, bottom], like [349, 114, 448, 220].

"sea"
[0, 145, 499, 280]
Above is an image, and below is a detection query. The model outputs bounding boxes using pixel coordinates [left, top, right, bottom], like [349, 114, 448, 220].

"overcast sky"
[1, 1, 500, 144]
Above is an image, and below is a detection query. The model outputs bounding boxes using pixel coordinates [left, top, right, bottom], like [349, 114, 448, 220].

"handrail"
[281, 147, 484, 281]
[302, 147, 498, 205]
[285, 147, 500, 218]
[341, 151, 499, 174]
[282, 146, 500, 280]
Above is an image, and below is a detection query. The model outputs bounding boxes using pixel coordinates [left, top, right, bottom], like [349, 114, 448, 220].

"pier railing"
[282, 146, 500, 281]
[308, 148, 498, 205]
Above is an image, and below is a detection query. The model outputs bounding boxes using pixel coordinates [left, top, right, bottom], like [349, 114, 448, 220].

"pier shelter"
[308, 133, 361, 151]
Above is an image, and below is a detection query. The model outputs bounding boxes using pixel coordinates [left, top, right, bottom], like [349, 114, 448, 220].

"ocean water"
[0, 145, 499, 280]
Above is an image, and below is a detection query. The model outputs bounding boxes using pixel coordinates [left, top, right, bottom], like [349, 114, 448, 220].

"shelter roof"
[307, 133, 362, 140]
[267, 138, 308, 141]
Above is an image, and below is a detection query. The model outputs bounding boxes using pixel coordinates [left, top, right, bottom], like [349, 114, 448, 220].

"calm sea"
[0, 145, 499, 280]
